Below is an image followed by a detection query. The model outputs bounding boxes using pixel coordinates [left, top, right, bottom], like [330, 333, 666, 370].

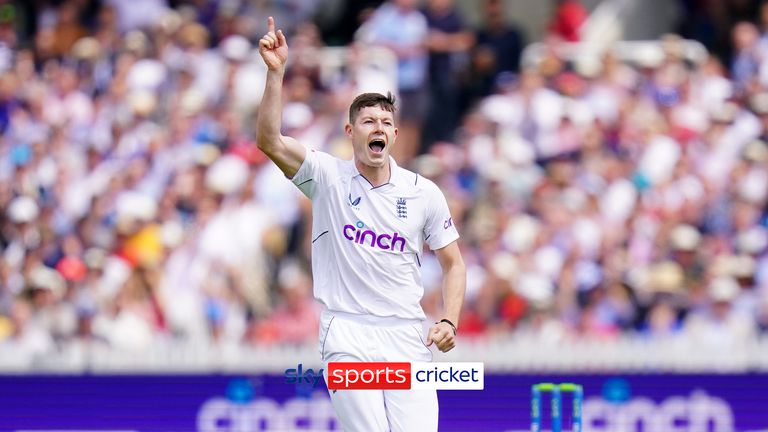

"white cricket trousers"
[318, 309, 438, 432]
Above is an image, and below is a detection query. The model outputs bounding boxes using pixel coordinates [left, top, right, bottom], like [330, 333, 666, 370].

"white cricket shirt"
[291, 148, 459, 320]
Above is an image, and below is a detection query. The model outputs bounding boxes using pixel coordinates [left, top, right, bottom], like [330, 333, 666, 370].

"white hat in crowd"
[7, 196, 39, 224]
[669, 224, 702, 251]
[205, 154, 249, 195]
[220, 35, 251, 62]
[736, 226, 768, 255]
[708, 277, 740, 303]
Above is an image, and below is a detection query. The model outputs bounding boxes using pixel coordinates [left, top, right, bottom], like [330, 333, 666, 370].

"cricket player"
[256, 17, 466, 432]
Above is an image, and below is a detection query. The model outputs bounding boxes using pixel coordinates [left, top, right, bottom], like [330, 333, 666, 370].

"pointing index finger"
[268, 16, 275, 33]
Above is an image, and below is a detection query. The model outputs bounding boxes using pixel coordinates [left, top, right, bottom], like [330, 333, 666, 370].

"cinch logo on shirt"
[343, 221, 406, 252]
[443, 217, 453, 229]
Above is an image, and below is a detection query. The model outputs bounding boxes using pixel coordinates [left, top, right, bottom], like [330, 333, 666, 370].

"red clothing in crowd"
[549, 0, 588, 42]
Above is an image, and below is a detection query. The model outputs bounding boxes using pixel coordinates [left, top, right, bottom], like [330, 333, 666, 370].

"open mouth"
[368, 139, 385, 154]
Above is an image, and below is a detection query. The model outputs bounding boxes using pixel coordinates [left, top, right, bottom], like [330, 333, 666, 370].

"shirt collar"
[352, 156, 400, 188]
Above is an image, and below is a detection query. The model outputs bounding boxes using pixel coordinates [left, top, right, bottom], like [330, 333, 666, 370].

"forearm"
[428, 31, 475, 53]
[256, 69, 286, 149]
[441, 262, 466, 327]
[379, 41, 426, 59]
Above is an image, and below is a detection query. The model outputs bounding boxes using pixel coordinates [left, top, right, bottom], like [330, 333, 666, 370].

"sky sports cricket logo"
[285, 362, 484, 390]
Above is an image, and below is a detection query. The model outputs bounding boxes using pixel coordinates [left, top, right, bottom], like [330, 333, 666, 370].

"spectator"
[0, 1, 18, 73]
[475, 0, 525, 76]
[731, 21, 761, 93]
[252, 259, 320, 345]
[357, 0, 429, 162]
[105, 0, 168, 33]
[50, 1, 89, 57]
[421, 0, 475, 149]
[683, 276, 758, 346]
[3, 297, 55, 359]
[547, 0, 588, 42]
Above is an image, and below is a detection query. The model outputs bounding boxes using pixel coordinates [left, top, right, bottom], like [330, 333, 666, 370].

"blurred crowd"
[0, 0, 767, 362]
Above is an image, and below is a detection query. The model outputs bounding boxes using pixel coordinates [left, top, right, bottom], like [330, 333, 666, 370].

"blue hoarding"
[0, 374, 764, 431]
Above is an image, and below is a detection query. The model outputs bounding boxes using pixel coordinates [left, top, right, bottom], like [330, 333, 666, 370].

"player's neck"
[355, 159, 391, 187]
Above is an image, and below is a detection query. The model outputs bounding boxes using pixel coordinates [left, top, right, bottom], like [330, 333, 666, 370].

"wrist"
[436, 318, 457, 335]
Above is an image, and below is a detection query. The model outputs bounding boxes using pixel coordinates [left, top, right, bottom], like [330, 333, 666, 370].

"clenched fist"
[427, 321, 456, 353]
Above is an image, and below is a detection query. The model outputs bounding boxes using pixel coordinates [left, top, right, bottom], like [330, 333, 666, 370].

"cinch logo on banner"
[326, 362, 484, 390]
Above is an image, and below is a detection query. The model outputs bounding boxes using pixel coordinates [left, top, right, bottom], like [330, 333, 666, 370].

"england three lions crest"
[396, 198, 407, 219]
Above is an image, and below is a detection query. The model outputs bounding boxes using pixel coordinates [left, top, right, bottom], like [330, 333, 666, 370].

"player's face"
[346, 106, 398, 168]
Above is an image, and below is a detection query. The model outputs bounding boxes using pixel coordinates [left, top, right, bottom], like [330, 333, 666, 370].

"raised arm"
[256, 16, 306, 178]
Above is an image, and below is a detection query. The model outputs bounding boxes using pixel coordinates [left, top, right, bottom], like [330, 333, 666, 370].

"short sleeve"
[423, 181, 459, 250]
[291, 148, 337, 199]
